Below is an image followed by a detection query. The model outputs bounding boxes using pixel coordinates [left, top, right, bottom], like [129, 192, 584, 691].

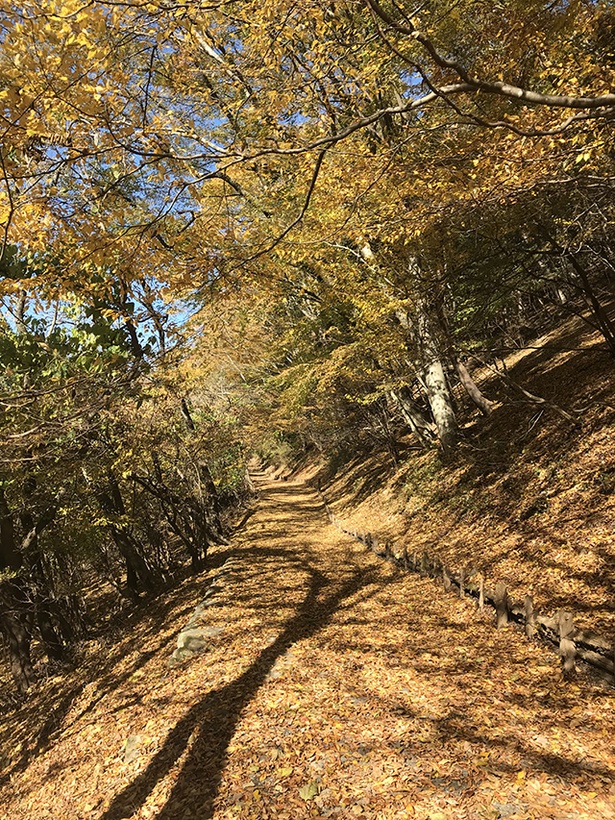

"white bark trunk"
[423, 358, 458, 448]
[413, 276, 458, 448]
[455, 359, 493, 416]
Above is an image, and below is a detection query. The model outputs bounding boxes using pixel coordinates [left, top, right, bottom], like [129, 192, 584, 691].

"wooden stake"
[459, 568, 465, 599]
[478, 574, 484, 610]
[524, 595, 536, 639]
[558, 609, 577, 679]
[494, 582, 509, 628]
[442, 565, 451, 591]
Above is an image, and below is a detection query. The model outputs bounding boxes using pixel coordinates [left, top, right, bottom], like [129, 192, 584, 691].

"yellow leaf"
[277, 767, 293, 777]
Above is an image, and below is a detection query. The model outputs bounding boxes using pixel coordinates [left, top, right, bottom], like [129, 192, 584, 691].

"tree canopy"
[2, 0, 615, 691]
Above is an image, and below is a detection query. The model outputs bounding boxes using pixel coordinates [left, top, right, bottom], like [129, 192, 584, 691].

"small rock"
[177, 628, 211, 653]
[493, 802, 525, 818]
[200, 625, 225, 637]
[167, 652, 184, 668]
[124, 735, 141, 764]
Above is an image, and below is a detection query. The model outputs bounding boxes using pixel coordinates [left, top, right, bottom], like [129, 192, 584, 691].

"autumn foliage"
[0, 8, 614, 818]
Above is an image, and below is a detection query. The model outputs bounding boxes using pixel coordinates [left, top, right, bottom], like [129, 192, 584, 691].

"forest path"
[4, 473, 615, 820]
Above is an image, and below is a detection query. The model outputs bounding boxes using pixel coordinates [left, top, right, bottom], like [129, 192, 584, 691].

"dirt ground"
[2, 473, 613, 819]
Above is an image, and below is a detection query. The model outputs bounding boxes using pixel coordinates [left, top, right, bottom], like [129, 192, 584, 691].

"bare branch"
[365, 0, 615, 113]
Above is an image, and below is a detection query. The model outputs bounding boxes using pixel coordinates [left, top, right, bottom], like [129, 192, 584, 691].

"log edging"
[317, 484, 614, 684]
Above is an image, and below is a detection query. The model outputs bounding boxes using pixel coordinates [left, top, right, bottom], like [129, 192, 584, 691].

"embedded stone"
[177, 628, 210, 653]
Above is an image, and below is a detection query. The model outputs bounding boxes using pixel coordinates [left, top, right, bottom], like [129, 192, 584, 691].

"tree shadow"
[100, 562, 379, 820]
[434, 710, 615, 786]
[0, 548, 238, 788]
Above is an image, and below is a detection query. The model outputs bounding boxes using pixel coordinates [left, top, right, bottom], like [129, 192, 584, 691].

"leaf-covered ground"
[316, 315, 615, 643]
[1, 474, 614, 819]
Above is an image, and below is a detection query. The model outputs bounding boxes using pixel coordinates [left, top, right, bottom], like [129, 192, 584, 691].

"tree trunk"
[0, 487, 22, 571]
[36, 599, 64, 660]
[96, 471, 159, 594]
[123, 554, 140, 602]
[455, 360, 493, 416]
[406, 261, 458, 448]
[566, 250, 615, 356]
[196, 460, 226, 544]
[422, 356, 458, 449]
[50, 596, 79, 643]
[0, 489, 35, 690]
[177, 400, 227, 546]
[133, 470, 206, 571]
[0, 591, 34, 692]
[29, 556, 64, 661]
[110, 527, 157, 594]
[389, 388, 437, 447]
[2, 614, 34, 691]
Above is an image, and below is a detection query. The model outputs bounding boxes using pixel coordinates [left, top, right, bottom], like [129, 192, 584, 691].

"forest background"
[1, 0, 615, 694]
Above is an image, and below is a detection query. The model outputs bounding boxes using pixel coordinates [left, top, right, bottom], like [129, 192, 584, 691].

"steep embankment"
[314, 314, 615, 644]
[1, 473, 613, 819]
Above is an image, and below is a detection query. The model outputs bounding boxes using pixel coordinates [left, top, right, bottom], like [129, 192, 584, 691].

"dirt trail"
[2, 474, 614, 819]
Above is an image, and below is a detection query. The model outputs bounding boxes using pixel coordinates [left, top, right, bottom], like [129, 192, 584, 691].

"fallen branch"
[472, 355, 579, 425]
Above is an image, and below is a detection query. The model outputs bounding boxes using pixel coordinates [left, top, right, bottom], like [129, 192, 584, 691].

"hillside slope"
[309, 313, 615, 643]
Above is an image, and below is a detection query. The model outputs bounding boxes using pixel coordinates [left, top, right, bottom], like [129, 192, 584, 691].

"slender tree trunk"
[1, 606, 34, 692]
[455, 360, 493, 416]
[0, 576, 35, 692]
[50, 597, 78, 643]
[178, 400, 227, 546]
[89, 470, 159, 595]
[0, 489, 35, 690]
[133, 469, 205, 571]
[30, 557, 64, 661]
[20, 502, 65, 662]
[196, 460, 226, 543]
[416, 308, 458, 448]
[394, 309, 458, 448]
[122, 553, 140, 602]
[35, 599, 64, 660]
[422, 359, 458, 448]
[106, 472, 159, 591]
[566, 250, 615, 356]
[396, 259, 459, 449]
[0, 487, 21, 571]
[110, 527, 157, 594]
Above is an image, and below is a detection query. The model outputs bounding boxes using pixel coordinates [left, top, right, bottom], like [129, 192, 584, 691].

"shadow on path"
[101, 555, 378, 819]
